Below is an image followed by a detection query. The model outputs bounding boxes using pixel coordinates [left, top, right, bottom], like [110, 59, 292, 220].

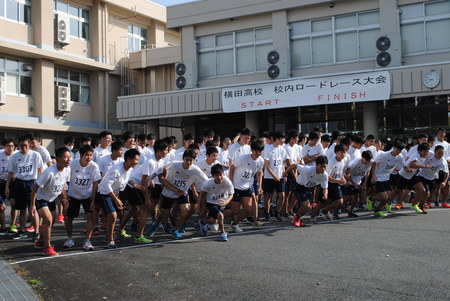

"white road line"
[8, 208, 446, 265]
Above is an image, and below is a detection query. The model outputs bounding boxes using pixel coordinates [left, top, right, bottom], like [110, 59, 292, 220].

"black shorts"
[397, 175, 421, 190]
[188, 188, 198, 205]
[67, 196, 92, 218]
[11, 179, 35, 210]
[328, 182, 343, 201]
[122, 185, 146, 206]
[0, 179, 12, 202]
[389, 174, 400, 188]
[438, 170, 446, 183]
[150, 184, 162, 199]
[231, 188, 253, 203]
[253, 176, 259, 195]
[375, 181, 391, 193]
[262, 178, 286, 193]
[293, 184, 313, 203]
[36, 199, 57, 212]
[160, 195, 189, 210]
[286, 173, 296, 192]
[364, 170, 374, 188]
[420, 176, 436, 192]
[342, 184, 360, 196]
[206, 203, 225, 219]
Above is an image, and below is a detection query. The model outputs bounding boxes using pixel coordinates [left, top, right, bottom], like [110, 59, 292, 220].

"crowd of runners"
[1, 127, 449, 256]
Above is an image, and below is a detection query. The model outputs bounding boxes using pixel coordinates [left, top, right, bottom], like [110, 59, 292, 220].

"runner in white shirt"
[344, 151, 373, 217]
[368, 141, 406, 217]
[228, 128, 252, 166]
[228, 140, 265, 232]
[320, 134, 332, 154]
[262, 131, 288, 222]
[199, 129, 215, 159]
[29, 134, 52, 168]
[121, 131, 136, 159]
[146, 133, 157, 157]
[98, 141, 125, 176]
[147, 149, 208, 240]
[74, 135, 92, 160]
[30, 147, 71, 256]
[64, 145, 102, 251]
[136, 134, 151, 165]
[284, 155, 329, 226]
[302, 131, 323, 166]
[431, 128, 450, 208]
[284, 130, 302, 217]
[0, 138, 17, 234]
[219, 137, 231, 177]
[6, 136, 44, 239]
[174, 133, 194, 160]
[97, 149, 140, 249]
[93, 131, 112, 164]
[198, 164, 234, 241]
[348, 136, 363, 161]
[361, 134, 377, 159]
[405, 133, 428, 161]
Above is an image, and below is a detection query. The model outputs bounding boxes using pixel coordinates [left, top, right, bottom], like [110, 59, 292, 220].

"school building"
[117, 0, 450, 140]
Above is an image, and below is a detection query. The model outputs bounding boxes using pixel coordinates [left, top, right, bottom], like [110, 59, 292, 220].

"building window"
[400, 0, 450, 55]
[0, 0, 31, 24]
[0, 57, 32, 96]
[128, 25, 147, 52]
[54, 1, 89, 40]
[197, 27, 273, 79]
[54, 68, 90, 104]
[290, 11, 380, 68]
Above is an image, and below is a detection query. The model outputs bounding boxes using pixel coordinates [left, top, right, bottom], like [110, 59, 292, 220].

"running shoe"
[311, 217, 317, 224]
[395, 203, 403, 210]
[442, 202, 450, 208]
[434, 201, 440, 207]
[162, 223, 172, 234]
[83, 240, 94, 251]
[178, 223, 186, 233]
[322, 210, 333, 221]
[12, 231, 27, 240]
[292, 215, 301, 227]
[63, 238, 75, 248]
[134, 236, 153, 244]
[201, 223, 210, 236]
[8, 224, 18, 233]
[348, 212, 358, 218]
[333, 211, 340, 220]
[25, 225, 35, 233]
[32, 232, 40, 243]
[147, 222, 159, 237]
[410, 204, 423, 213]
[34, 241, 55, 249]
[57, 214, 64, 223]
[43, 247, 59, 256]
[230, 223, 243, 233]
[366, 197, 373, 211]
[194, 220, 201, 230]
[170, 230, 183, 240]
[386, 203, 392, 213]
[211, 223, 219, 231]
[274, 212, 283, 222]
[219, 233, 228, 242]
[425, 202, 431, 209]
[93, 228, 101, 235]
[107, 242, 118, 249]
[373, 211, 387, 217]
[264, 212, 271, 221]
[118, 230, 132, 238]
[0, 228, 8, 236]
[253, 220, 265, 227]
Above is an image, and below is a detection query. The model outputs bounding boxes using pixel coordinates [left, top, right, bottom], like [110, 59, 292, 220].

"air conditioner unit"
[57, 86, 71, 112]
[0, 76, 5, 105]
[55, 14, 70, 45]
[22, 64, 33, 72]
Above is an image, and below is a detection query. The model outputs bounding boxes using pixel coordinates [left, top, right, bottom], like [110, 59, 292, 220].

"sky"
[149, 0, 197, 6]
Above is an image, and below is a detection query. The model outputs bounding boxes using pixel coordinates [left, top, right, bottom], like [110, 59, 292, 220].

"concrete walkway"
[0, 255, 39, 301]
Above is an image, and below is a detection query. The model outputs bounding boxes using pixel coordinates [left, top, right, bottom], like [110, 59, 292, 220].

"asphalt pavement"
[1, 207, 450, 301]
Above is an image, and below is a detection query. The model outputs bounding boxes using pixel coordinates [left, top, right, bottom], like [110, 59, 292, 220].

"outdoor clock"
[423, 71, 440, 88]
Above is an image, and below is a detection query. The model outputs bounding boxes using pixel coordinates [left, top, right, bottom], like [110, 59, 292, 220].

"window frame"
[0, 57, 32, 97]
[53, 0, 90, 41]
[54, 67, 91, 105]
[0, 0, 31, 25]
[127, 24, 148, 53]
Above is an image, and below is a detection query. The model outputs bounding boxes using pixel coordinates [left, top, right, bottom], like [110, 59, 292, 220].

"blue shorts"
[206, 203, 225, 219]
[262, 178, 286, 193]
[98, 194, 119, 214]
[252, 176, 259, 195]
[11, 179, 35, 210]
[231, 188, 253, 203]
[36, 199, 57, 212]
[286, 173, 296, 192]
[328, 183, 343, 201]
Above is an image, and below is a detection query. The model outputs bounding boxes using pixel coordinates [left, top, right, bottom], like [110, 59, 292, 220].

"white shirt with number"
[348, 158, 373, 185]
[326, 156, 347, 180]
[93, 146, 111, 164]
[34, 146, 52, 168]
[160, 162, 208, 199]
[419, 152, 449, 180]
[137, 146, 152, 165]
[98, 163, 133, 195]
[361, 144, 377, 159]
[302, 143, 324, 166]
[296, 165, 328, 189]
[36, 164, 70, 202]
[232, 154, 264, 190]
[129, 154, 163, 187]
[373, 151, 405, 182]
[228, 142, 251, 162]
[263, 144, 288, 179]
[398, 151, 429, 180]
[285, 143, 301, 165]
[7, 150, 44, 181]
[0, 150, 17, 180]
[68, 159, 101, 200]
[201, 177, 234, 205]
[98, 155, 124, 176]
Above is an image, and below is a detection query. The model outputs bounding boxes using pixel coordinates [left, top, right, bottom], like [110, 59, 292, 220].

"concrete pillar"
[271, 10, 290, 79]
[90, 0, 105, 63]
[90, 71, 105, 128]
[363, 102, 379, 138]
[245, 112, 259, 136]
[32, 0, 53, 49]
[33, 59, 55, 123]
[379, 0, 401, 67]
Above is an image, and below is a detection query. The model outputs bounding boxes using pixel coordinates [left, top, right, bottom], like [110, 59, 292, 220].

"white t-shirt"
[348, 146, 361, 161]
[36, 164, 70, 202]
[137, 145, 152, 165]
[398, 151, 429, 180]
[232, 153, 264, 190]
[195, 158, 220, 178]
[93, 146, 111, 164]
[0, 150, 17, 180]
[68, 159, 101, 200]
[34, 145, 52, 167]
[324, 143, 337, 161]
[374, 151, 405, 182]
[285, 143, 302, 165]
[129, 154, 164, 187]
[201, 177, 235, 205]
[302, 143, 323, 166]
[296, 165, 328, 189]
[228, 142, 251, 162]
[361, 144, 377, 159]
[98, 163, 133, 195]
[98, 155, 124, 176]
[419, 152, 449, 180]
[7, 150, 44, 181]
[219, 149, 230, 176]
[348, 158, 373, 185]
[432, 140, 450, 160]
[326, 156, 347, 180]
[405, 144, 419, 161]
[164, 149, 176, 165]
[263, 144, 288, 179]
[160, 162, 208, 199]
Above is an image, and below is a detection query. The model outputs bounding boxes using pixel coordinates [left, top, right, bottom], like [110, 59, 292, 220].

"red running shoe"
[93, 228, 101, 235]
[442, 202, 450, 208]
[425, 202, 431, 209]
[57, 214, 64, 223]
[25, 225, 35, 233]
[292, 215, 301, 227]
[43, 246, 59, 256]
[34, 241, 55, 249]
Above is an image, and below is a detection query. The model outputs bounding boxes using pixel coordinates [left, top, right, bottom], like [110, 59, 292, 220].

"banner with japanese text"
[221, 71, 390, 113]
